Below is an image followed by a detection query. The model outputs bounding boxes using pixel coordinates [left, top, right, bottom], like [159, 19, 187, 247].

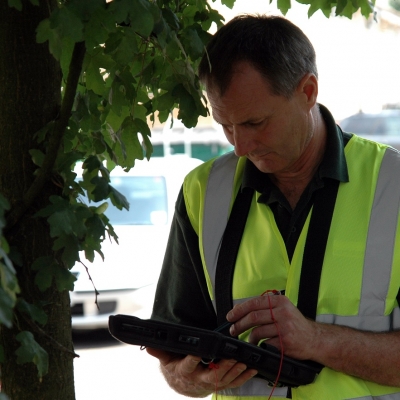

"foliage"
[294, 0, 374, 18]
[0, 194, 19, 329]
[389, 0, 400, 12]
[2, 0, 373, 388]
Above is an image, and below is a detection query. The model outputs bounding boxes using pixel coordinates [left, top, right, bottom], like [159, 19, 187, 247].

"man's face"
[207, 63, 316, 174]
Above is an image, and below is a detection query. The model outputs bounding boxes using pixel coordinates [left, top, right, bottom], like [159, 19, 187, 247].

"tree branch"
[6, 41, 86, 231]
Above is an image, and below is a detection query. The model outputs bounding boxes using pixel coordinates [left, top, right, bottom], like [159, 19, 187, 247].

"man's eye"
[247, 121, 263, 127]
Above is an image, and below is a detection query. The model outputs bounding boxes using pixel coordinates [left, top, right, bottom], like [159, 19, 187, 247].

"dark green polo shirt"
[151, 104, 352, 330]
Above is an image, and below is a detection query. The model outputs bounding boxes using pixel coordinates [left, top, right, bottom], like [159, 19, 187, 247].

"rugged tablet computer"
[108, 314, 323, 388]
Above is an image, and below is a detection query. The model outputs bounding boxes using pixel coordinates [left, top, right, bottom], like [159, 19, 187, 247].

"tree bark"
[0, 1, 76, 399]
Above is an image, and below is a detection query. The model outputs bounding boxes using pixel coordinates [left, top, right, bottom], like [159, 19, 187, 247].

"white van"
[70, 155, 203, 330]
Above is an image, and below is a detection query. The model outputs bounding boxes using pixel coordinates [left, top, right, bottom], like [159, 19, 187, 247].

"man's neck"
[270, 108, 327, 209]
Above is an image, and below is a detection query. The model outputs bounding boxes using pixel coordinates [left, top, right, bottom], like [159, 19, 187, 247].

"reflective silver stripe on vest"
[360, 148, 400, 318]
[317, 148, 400, 331]
[203, 151, 239, 301]
[349, 394, 400, 400]
[219, 378, 288, 397]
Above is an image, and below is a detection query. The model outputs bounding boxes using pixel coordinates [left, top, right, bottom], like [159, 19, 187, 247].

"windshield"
[341, 115, 400, 136]
[85, 176, 168, 226]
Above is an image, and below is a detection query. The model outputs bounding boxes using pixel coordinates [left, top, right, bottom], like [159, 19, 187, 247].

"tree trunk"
[0, 1, 76, 399]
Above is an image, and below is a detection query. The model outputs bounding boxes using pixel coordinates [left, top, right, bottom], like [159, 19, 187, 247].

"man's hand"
[226, 294, 318, 361]
[225, 294, 400, 387]
[146, 348, 258, 398]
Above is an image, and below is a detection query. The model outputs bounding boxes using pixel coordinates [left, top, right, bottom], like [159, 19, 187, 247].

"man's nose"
[233, 126, 255, 157]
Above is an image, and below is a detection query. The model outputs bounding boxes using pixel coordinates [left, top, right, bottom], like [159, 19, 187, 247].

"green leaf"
[83, 7, 116, 49]
[307, 0, 332, 17]
[8, 0, 22, 11]
[0, 287, 15, 328]
[129, 0, 155, 37]
[36, 196, 91, 238]
[181, 27, 204, 60]
[53, 235, 80, 270]
[153, 91, 175, 112]
[66, 0, 106, 22]
[112, 27, 139, 66]
[36, 19, 62, 60]
[90, 176, 111, 201]
[113, 118, 145, 167]
[221, 0, 235, 8]
[0, 247, 20, 297]
[85, 57, 106, 96]
[172, 84, 200, 128]
[16, 299, 48, 326]
[336, 0, 357, 17]
[277, 0, 292, 14]
[94, 202, 108, 215]
[359, 0, 374, 17]
[29, 149, 45, 168]
[82, 214, 108, 260]
[49, 6, 84, 43]
[31, 257, 55, 292]
[82, 155, 102, 173]
[54, 265, 77, 292]
[141, 132, 153, 160]
[32, 256, 76, 292]
[0, 344, 4, 363]
[0, 193, 10, 213]
[109, 186, 129, 210]
[161, 8, 180, 31]
[16, 331, 49, 378]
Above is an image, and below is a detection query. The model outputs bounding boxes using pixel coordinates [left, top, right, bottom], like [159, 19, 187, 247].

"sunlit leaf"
[277, 0, 292, 14]
[221, 0, 235, 8]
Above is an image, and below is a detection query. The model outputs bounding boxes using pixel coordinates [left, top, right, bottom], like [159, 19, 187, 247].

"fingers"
[227, 295, 284, 337]
[146, 349, 258, 397]
[226, 295, 278, 323]
[214, 359, 258, 387]
[179, 354, 203, 374]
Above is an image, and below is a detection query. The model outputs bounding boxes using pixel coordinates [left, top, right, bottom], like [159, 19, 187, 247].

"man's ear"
[297, 73, 318, 108]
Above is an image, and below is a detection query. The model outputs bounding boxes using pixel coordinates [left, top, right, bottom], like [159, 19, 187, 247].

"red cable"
[262, 290, 284, 400]
[209, 361, 220, 399]
[211, 290, 284, 399]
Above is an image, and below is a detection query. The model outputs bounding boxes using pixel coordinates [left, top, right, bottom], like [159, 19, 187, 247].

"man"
[147, 15, 400, 399]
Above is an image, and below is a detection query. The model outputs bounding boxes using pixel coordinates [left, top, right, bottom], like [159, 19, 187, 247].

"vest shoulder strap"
[215, 187, 254, 328]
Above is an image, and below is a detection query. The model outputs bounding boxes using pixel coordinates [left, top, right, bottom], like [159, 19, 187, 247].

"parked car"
[339, 109, 400, 150]
[70, 155, 203, 330]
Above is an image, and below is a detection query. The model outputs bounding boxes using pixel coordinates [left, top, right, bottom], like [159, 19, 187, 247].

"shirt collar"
[242, 103, 349, 194]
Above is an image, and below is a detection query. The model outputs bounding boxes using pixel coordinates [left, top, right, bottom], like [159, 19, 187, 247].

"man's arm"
[227, 295, 400, 387]
[151, 187, 216, 329]
[150, 187, 255, 397]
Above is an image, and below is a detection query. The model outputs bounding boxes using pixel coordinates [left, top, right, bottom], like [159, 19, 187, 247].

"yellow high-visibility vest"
[183, 134, 400, 400]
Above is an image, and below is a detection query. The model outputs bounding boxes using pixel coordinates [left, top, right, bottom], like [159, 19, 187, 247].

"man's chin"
[250, 158, 275, 174]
